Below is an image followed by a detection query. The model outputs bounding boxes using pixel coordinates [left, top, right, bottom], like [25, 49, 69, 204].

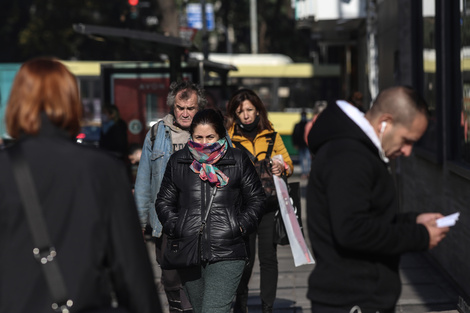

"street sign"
[179, 27, 198, 42]
[186, 3, 214, 31]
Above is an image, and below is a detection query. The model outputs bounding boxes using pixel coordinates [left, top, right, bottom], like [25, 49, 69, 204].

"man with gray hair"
[306, 86, 450, 313]
[135, 80, 206, 313]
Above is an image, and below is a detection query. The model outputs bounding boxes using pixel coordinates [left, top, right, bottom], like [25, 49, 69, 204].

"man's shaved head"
[368, 86, 428, 127]
[365, 86, 429, 159]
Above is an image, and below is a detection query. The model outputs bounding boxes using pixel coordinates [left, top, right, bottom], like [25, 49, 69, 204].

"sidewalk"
[147, 174, 462, 313]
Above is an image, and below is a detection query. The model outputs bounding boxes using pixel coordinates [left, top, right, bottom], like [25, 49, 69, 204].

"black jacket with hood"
[156, 144, 265, 263]
[306, 101, 429, 312]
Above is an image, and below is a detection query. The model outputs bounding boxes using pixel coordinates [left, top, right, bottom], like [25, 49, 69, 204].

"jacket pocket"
[174, 207, 189, 237]
[150, 150, 166, 177]
[227, 207, 242, 238]
[151, 150, 165, 161]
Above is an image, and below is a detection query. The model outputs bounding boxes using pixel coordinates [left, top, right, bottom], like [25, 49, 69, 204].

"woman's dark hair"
[225, 88, 273, 134]
[189, 109, 226, 139]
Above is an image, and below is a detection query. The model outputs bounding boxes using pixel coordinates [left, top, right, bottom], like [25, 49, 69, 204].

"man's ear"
[376, 114, 393, 133]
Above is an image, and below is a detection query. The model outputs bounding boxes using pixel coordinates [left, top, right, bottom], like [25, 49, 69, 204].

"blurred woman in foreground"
[0, 57, 162, 313]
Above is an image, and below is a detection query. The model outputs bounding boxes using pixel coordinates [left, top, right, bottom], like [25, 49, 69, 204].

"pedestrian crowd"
[0, 57, 450, 313]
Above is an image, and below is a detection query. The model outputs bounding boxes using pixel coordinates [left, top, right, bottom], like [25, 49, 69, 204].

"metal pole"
[250, 0, 258, 54]
[201, 0, 209, 60]
[367, 0, 379, 104]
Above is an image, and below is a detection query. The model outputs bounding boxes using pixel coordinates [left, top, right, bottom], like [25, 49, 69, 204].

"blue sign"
[187, 3, 214, 31]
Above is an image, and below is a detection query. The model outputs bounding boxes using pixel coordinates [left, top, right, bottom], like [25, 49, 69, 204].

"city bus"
[0, 55, 340, 154]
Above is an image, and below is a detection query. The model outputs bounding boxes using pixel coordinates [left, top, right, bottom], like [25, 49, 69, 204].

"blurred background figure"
[292, 109, 310, 179]
[99, 104, 129, 161]
[128, 143, 142, 165]
[128, 143, 143, 190]
[0, 57, 162, 313]
[348, 91, 365, 113]
[303, 101, 328, 148]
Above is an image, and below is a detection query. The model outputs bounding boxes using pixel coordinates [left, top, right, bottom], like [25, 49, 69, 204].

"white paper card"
[436, 212, 460, 228]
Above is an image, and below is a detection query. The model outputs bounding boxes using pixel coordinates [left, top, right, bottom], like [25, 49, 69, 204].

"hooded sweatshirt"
[162, 114, 190, 152]
[306, 101, 429, 312]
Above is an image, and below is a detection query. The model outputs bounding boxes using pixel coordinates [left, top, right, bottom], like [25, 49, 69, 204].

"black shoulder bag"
[161, 186, 217, 270]
[232, 132, 277, 197]
[7, 145, 129, 313]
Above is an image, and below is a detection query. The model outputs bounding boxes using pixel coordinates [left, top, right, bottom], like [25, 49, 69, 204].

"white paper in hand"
[436, 212, 460, 228]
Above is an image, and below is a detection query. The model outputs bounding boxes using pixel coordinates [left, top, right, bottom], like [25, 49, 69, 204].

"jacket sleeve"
[322, 148, 429, 255]
[134, 129, 153, 229]
[106, 160, 163, 313]
[273, 132, 294, 176]
[155, 156, 179, 236]
[237, 151, 266, 235]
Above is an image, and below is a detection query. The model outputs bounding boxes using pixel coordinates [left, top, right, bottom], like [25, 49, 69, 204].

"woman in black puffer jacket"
[156, 109, 265, 313]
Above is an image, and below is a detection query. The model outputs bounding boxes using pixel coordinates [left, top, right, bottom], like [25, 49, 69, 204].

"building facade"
[296, 0, 470, 305]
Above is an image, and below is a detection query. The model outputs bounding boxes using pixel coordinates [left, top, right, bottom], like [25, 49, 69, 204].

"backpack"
[232, 133, 277, 197]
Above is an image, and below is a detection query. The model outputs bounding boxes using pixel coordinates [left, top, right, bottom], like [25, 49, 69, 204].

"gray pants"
[182, 260, 245, 313]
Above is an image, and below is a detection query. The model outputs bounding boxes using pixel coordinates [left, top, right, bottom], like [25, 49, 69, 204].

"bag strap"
[199, 186, 217, 234]
[7, 145, 73, 313]
[150, 120, 161, 150]
[264, 132, 276, 160]
[231, 140, 257, 163]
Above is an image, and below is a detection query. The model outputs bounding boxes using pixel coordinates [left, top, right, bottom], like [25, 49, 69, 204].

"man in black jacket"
[306, 86, 450, 313]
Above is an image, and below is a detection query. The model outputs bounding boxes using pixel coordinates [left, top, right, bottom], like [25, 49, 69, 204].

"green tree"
[0, 0, 311, 62]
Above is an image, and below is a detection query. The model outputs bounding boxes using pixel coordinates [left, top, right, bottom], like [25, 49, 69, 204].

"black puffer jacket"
[156, 144, 266, 262]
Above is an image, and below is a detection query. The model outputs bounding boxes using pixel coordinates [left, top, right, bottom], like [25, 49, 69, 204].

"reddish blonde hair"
[6, 57, 82, 138]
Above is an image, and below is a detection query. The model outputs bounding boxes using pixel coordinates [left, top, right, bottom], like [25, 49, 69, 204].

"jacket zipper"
[202, 182, 209, 260]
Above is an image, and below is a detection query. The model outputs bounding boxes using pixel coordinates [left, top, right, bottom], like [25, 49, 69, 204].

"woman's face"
[192, 123, 220, 144]
[236, 100, 258, 124]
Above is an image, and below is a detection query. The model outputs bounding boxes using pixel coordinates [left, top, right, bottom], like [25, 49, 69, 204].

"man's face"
[381, 113, 428, 159]
[173, 91, 198, 129]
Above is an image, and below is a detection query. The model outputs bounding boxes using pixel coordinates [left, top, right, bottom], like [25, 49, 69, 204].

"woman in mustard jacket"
[225, 89, 293, 313]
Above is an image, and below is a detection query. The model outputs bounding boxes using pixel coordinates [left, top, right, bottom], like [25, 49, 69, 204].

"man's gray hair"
[167, 80, 207, 111]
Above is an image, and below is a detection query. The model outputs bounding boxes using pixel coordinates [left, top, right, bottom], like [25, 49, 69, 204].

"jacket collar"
[228, 125, 274, 144]
[18, 113, 73, 141]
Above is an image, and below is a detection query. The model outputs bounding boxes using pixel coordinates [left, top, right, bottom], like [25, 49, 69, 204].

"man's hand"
[417, 213, 449, 249]
[416, 213, 443, 225]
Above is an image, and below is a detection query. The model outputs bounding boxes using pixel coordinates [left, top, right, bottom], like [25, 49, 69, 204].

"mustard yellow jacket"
[228, 125, 294, 176]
